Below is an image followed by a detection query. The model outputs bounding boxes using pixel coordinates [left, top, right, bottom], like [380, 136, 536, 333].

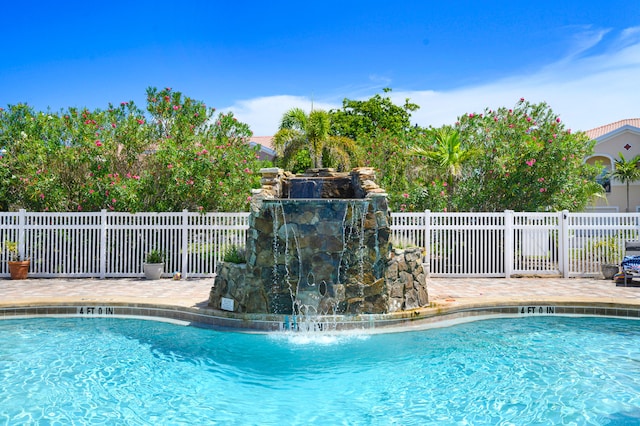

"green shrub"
[145, 249, 164, 264]
[223, 245, 246, 264]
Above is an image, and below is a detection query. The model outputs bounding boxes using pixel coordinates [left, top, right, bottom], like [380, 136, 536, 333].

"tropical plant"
[409, 127, 477, 211]
[145, 249, 164, 264]
[223, 245, 246, 264]
[272, 108, 357, 172]
[590, 236, 623, 265]
[4, 240, 21, 261]
[607, 153, 640, 212]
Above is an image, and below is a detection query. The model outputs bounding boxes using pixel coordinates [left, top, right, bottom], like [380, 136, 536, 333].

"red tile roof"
[250, 136, 274, 150]
[586, 118, 640, 140]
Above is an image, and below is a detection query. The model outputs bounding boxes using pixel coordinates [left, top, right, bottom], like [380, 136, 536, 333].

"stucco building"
[585, 119, 640, 212]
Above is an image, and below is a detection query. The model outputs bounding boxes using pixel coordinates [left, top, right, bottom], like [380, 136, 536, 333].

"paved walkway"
[1, 276, 639, 310]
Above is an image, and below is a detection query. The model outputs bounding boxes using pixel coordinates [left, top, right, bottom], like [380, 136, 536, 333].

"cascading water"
[209, 167, 429, 328]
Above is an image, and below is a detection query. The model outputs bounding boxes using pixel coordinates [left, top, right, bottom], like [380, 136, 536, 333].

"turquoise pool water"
[1, 316, 640, 425]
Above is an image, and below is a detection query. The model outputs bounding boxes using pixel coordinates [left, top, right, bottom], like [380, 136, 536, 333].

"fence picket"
[3, 209, 640, 279]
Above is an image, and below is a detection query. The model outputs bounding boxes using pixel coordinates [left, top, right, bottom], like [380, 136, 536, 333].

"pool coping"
[3, 297, 640, 333]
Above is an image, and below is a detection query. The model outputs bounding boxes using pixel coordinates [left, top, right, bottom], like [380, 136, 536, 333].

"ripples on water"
[1, 316, 640, 425]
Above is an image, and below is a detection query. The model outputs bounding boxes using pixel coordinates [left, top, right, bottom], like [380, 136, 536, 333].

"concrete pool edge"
[2, 297, 640, 333]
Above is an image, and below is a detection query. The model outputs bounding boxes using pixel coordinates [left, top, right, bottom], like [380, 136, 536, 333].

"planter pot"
[143, 263, 164, 280]
[601, 263, 619, 280]
[8, 260, 30, 280]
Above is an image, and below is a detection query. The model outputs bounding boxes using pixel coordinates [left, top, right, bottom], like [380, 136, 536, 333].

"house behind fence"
[1, 209, 639, 279]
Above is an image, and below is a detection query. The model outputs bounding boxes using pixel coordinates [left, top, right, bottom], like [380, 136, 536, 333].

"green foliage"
[607, 153, 640, 212]
[273, 108, 357, 171]
[409, 127, 479, 211]
[3, 240, 19, 261]
[589, 236, 623, 264]
[0, 88, 266, 212]
[330, 88, 420, 139]
[145, 249, 164, 264]
[355, 128, 428, 211]
[452, 99, 602, 212]
[223, 245, 246, 264]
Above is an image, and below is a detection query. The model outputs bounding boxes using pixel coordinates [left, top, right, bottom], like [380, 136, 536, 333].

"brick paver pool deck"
[1, 276, 639, 331]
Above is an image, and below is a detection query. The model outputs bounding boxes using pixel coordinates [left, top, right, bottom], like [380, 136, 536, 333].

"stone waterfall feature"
[209, 167, 428, 316]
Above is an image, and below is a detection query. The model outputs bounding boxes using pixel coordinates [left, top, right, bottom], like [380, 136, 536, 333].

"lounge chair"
[620, 241, 640, 286]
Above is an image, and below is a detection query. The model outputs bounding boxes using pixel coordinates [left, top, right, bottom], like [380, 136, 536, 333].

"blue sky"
[2, 1, 639, 135]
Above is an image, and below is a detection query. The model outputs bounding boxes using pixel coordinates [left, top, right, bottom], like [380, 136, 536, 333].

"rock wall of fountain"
[209, 167, 429, 315]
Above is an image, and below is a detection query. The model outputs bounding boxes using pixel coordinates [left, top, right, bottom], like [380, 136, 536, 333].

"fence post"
[17, 209, 26, 260]
[181, 209, 189, 278]
[560, 210, 570, 278]
[504, 210, 514, 278]
[423, 210, 431, 276]
[100, 209, 107, 279]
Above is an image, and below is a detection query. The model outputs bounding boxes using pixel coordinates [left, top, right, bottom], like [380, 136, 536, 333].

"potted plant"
[143, 249, 165, 280]
[592, 236, 622, 280]
[4, 240, 30, 280]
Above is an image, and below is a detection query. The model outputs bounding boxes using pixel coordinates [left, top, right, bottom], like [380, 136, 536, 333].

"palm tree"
[272, 108, 356, 171]
[607, 152, 640, 212]
[409, 127, 477, 211]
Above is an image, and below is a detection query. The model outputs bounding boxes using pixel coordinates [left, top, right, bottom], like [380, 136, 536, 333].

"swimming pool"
[1, 316, 639, 424]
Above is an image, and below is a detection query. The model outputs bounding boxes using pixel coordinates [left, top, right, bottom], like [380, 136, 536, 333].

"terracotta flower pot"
[8, 260, 30, 280]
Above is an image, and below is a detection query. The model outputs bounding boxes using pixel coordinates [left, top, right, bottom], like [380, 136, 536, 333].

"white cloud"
[224, 95, 340, 136]
[229, 28, 640, 135]
[396, 28, 640, 132]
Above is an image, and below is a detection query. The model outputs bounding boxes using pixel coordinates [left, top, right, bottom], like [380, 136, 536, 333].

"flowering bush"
[0, 88, 266, 212]
[454, 99, 602, 211]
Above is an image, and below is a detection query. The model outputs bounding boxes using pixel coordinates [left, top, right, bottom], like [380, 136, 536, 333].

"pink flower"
[173, 105, 179, 110]
[468, 113, 474, 118]
[440, 191, 446, 196]
[198, 206, 204, 211]
[39, 193, 44, 200]
[167, 164, 173, 169]
[95, 140, 102, 147]
[111, 123, 116, 128]
[137, 119, 144, 124]
[526, 159, 536, 167]
[556, 117, 561, 123]
[520, 97, 525, 102]
[402, 193, 409, 198]
[539, 188, 547, 193]
[247, 196, 252, 202]
[120, 102, 128, 106]
[77, 205, 82, 211]
[442, 182, 448, 187]
[538, 177, 545, 182]
[112, 198, 117, 204]
[89, 189, 94, 194]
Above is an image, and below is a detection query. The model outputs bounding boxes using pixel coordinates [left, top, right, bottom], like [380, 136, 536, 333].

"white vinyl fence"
[391, 210, 640, 278]
[2, 209, 639, 279]
[0, 210, 249, 278]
